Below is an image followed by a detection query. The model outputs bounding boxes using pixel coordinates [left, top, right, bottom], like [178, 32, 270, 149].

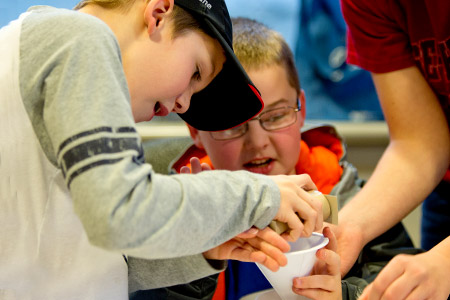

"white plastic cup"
[256, 232, 329, 300]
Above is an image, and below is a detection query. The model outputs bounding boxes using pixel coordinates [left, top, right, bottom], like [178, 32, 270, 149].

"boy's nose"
[173, 95, 190, 114]
[245, 122, 270, 150]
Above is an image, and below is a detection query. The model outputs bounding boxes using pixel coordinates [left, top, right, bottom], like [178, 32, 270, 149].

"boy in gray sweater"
[0, 1, 322, 298]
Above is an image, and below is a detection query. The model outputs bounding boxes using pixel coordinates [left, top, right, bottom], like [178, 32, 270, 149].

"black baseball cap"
[175, 0, 264, 131]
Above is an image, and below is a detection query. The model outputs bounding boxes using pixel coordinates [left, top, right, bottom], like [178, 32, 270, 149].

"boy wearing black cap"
[0, 0, 323, 298]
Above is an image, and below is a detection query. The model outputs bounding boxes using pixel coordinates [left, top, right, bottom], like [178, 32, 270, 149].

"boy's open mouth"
[244, 158, 273, 168]
[154, 102, 161, 114]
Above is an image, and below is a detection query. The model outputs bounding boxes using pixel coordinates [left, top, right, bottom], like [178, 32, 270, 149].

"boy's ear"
[144, 0, 174, 36]
[187, 124, 205, 149]
[299, 89, 306, 127]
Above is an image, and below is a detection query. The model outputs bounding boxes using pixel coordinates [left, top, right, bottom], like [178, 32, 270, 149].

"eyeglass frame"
[209, 97, 301, 141]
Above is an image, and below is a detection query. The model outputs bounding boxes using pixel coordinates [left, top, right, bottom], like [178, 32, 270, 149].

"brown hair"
[231, 17, 301, 92]
[74, 0, 206, 39]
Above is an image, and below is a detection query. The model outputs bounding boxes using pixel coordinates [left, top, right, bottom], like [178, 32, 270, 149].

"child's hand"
[203, 227, 290, 272]
[358, 237, 450, 300]
[270, 174, 322, 241]
[183, 158, 292, 271]
[180, 157, 211, 174]
[292, 227, 342, 300]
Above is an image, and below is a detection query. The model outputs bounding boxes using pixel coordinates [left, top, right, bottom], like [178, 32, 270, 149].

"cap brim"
[178, 19, 263, 131]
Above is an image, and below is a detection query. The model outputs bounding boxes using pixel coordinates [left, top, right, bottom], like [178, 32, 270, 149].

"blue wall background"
[0, 1, 78, 27]
[226, 0, 383, 121]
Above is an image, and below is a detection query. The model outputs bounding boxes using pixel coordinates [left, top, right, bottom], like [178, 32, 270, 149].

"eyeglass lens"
[211, 106, 298, 140]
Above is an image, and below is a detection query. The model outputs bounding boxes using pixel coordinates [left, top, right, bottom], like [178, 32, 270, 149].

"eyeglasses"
[210, 98, 301, 141]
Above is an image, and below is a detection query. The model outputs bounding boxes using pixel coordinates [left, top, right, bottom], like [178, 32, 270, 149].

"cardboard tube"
[269, 190, 338, 235]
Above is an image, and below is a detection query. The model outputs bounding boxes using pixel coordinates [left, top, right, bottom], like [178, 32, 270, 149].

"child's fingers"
[293, 275, 337, 292]
[200, 162, 212, 171]
[290, 174, 318, 191]
[229, 241, 283, 272]
[257, 227, 290, 252]
[312, 194, 324, 233]
[291, 227, 341, 300]
[246, 236, 288, 267]
[228, 240, 283, 272]
[181, 157, 210, 174]
[302, 190, 324, 233]
[247, 250, 266, 263]
[282, 216, 304, 242]
[292, 287, 330, 300]
[230, 227, 290, 271]
[189, 157, 203, 173]
[322, 227, 337, 252]
[235, 227, 259, 239]
[179, 166, 191, 174]
[272, 174, 321, 240]
[291, 196, 319, 238]
[251, 251, 283, 272]
[316, 247, 340, 275]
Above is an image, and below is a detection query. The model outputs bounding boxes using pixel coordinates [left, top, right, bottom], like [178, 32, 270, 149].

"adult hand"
[329, 222, 365, 277]
[203, 227, 290, 272]
[271, 174, 322, 242]
[358, 236, 450, 300]
[292, 227, 342, 300]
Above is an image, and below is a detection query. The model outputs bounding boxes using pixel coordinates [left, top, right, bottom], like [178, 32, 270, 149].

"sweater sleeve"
[19, 7, 280, 259]
[127, 255, 225, 292]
